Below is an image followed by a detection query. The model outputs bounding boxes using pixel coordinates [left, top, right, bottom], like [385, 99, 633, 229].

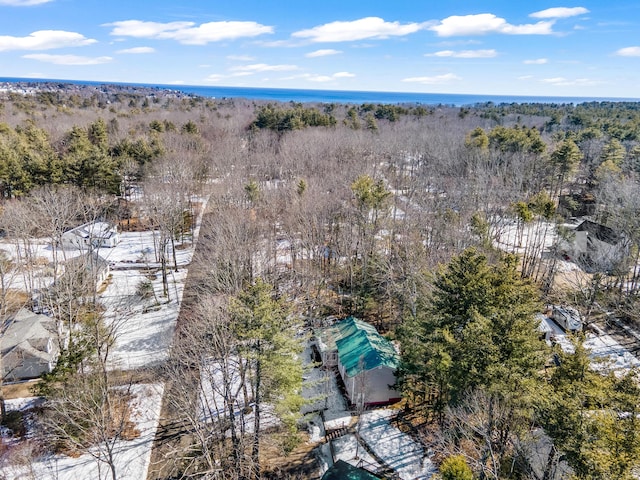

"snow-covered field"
[101, 268, 188, 370]
[1, 384, 164, 480]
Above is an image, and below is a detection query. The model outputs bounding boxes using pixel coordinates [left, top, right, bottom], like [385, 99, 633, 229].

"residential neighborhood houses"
[1, 194, 639, 480]
[0, 199, 206, 479]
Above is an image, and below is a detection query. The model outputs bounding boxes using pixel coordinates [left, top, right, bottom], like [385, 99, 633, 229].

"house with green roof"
[314, 317, 401, 407]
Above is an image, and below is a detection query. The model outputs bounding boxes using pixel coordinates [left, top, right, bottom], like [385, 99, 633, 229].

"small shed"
[1, 308, 59, 381]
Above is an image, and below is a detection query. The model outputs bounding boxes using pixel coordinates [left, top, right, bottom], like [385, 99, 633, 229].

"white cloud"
[402, 73, 461, 85]
[259, 39, 295, 47]
[430, 14, 554, 37]
[23, 54, 112, 65]
[116, 46, 155, 54]
[284, 71, 355, 82]
[0, 30, 96, 51]
[204, 74, 226, 82]
[306, 49, 342, 58]
[530, 7, 589, 19]
[428, 49, 497, 58]
[229, 63, 298, 74]
[306, 75, 333, 82]
[227, 54, 256, 61]
[292, 17, 427, 42]
[104, 20, 273, 44]
[518, 75, 534, 80]
[523, 58, 548, 64]
[615, 46, 640, 57]
[0, 0, 52, 5]
[542, 76, 600, 86]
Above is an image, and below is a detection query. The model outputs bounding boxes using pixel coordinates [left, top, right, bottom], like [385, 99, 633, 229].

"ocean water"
[1, 77, 639, 106]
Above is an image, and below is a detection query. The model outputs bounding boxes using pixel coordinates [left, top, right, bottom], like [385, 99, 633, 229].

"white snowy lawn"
[1, 384, 164, 480]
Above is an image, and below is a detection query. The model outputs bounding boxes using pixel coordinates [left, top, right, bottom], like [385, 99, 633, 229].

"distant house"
[563, 219, 627, 272]
[314, 317, 401, 407]
[1, 308, 59, 381]
[62, 252, 110, 292]
[61, 221, 120, 250]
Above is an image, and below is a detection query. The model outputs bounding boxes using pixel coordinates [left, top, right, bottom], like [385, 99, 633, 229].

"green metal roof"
[321, 460, 381, 480]
[315, 316, 379, 353]
[325, 317, 399, 377]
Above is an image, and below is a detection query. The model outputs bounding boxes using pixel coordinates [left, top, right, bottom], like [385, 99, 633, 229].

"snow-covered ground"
[494, 220, 559, 255]
[584, 332, 640, 374]
[541, 316, 640, 375]
[1, 384, 164, 480]
[199, 356, 280, 434]
[359, 409, 435, 480]
[1, 198, 206, 371]
[101, 268, 187, 370]
[332, 434, 381, 472]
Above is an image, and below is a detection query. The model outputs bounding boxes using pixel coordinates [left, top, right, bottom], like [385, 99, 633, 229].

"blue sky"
[1, 0, 639, 98]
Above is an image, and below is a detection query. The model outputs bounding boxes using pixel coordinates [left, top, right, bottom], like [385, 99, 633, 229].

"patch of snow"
[199, 357, 279, 435]
[332, 433, 382, 473]
[584, 333, 640, 375]
[359, 409, 435, 480]
[1, 383, 164, 480]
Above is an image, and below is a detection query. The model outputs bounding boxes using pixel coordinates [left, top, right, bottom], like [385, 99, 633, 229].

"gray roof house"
[63, 251, 110, 292]
[1, 308, 59, 381]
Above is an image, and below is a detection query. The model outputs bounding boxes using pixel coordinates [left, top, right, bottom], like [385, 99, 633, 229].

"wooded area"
[0, 84, 639, 480]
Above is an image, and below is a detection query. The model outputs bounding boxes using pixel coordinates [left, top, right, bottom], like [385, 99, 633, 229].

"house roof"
[315, 316, 377, 353]
[321, 460, 381, 480]
[1, 308, 57, 361]
[576, 220, 621, 245]
[64, 221, 117, 240]
[65, 251, 109, 274]
[319, 316, 399, 377]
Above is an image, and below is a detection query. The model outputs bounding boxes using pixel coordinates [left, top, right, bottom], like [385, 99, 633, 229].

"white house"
[315, 317, 401, 407]
[1, 308, 59, 381]
[61, 221, 120, 250]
